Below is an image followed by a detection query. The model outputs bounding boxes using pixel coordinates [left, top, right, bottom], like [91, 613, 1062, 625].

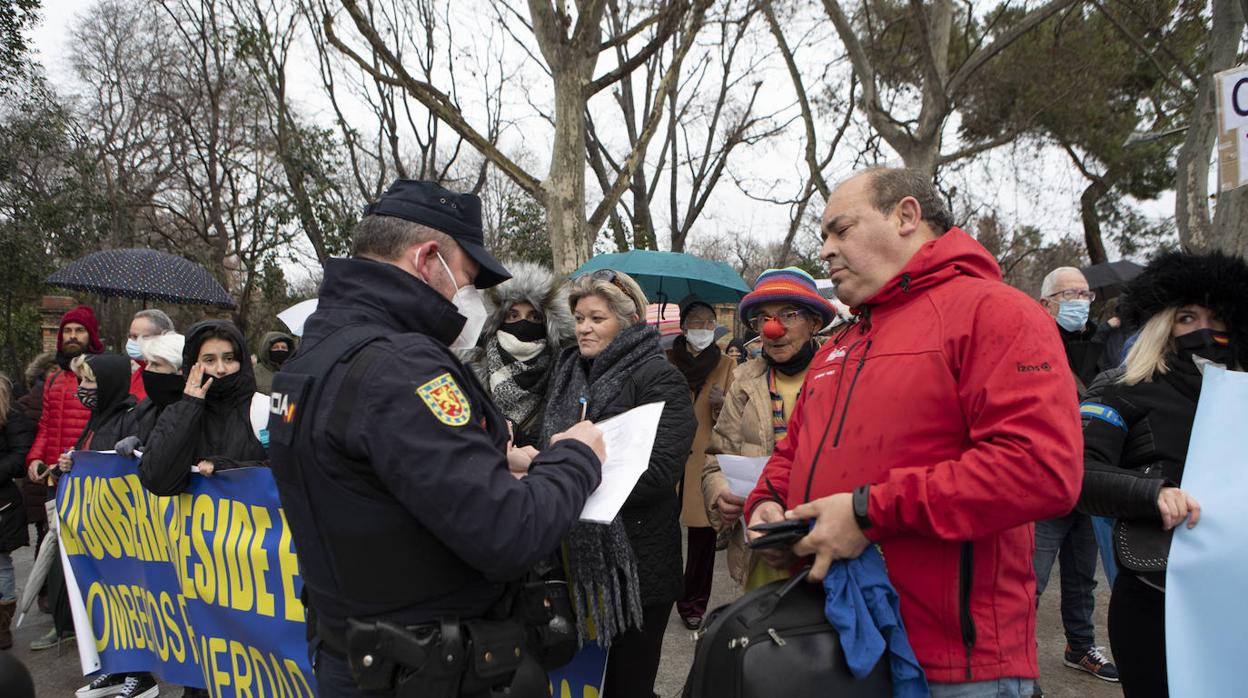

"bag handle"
[741, 568, 813, 624]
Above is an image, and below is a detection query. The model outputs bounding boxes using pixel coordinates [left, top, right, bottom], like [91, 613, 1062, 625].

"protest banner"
[1166, 365, 1248, 695]
[57, 451, 312, 697]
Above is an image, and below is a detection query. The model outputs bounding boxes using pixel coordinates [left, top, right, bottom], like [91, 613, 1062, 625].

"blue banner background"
[57, 451, 312, 697]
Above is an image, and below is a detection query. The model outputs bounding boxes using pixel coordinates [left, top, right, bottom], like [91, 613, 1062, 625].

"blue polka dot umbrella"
[46, 248, 236, 308]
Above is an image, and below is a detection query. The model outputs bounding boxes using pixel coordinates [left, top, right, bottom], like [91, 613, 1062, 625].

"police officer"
[268, 180, 606, 698]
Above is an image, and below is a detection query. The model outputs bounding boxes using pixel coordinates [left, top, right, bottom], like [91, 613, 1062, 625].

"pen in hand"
[579, 397, 588, 421]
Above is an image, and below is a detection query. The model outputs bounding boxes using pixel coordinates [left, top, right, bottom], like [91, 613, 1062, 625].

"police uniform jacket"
[274, 257, 602, 638]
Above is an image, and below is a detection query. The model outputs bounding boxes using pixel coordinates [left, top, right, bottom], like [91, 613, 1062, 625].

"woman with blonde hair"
[540, 269, 695, 697]
[1078, 250, 1248, 698]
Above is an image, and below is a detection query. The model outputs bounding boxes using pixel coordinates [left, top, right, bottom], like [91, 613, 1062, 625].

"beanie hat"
[738, 267, 838, 328]
[679, 297, 717, 327]
[59, 304, 103, 354]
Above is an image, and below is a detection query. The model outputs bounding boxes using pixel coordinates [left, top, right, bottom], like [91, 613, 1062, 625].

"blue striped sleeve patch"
[1080, 403, 1126, 431]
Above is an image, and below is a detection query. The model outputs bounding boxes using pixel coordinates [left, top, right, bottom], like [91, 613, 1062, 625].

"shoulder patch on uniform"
[1080, 402, 1126, 431]
[417, 373, 471, 426]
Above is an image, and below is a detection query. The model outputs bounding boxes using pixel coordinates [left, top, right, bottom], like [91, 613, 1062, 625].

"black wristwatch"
[852, 484, 873, 531]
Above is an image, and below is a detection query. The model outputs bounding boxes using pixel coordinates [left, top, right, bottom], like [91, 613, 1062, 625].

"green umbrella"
[572, 250, 750, 305]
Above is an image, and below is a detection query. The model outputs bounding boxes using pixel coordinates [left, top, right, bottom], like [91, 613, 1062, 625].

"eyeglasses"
[1046, 289, 1096, 302]
[748, 309, 809, 332]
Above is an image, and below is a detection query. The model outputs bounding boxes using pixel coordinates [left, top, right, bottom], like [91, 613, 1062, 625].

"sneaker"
[118, 674, 159, 698]
[29, 627, 75, 651]
[77, 674, 128, 698]
[1064, 644, 1120, 682]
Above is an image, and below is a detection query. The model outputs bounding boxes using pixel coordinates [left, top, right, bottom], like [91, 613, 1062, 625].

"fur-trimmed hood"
[1118, 250, 1248, 366]
[459, 261, 574, 366]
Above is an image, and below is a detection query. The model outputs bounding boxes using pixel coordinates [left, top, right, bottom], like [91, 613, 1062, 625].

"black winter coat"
[139, 322, 267, 496]
[1077, 357, 1203, 579]
[0, 409, 35, 552]
[595, 353, 695, 607]
[75, 354, 140, 452]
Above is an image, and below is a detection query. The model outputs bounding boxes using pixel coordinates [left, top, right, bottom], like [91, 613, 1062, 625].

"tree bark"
[1176, 0, 1245, 252]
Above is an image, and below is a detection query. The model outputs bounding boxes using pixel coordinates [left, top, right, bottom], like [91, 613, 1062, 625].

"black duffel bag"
[683, 570, 892, 698]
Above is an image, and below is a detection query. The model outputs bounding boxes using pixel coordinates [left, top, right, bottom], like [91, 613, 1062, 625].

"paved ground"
[10, 531, 1122, 697]
[652, 543, 1122, 698]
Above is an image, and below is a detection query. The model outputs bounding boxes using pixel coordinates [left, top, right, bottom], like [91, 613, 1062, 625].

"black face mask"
[143, 370, 186, 408]
[1174, 328, 1235, 367]
[766, 340, 817, 376]
[500, 320, 546, 343]
[76, 387, 98, 410]
[268, 349, 291, 366]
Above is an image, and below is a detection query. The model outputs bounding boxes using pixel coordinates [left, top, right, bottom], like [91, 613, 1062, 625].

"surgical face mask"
[685, 329, 716, 352]
[433, 252, 487, 351]
[126, 338, 144, 361]
[1055, 300, 1091, 332]
[77, 387, 98, 410]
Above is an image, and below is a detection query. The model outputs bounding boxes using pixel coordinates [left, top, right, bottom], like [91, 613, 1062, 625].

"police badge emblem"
[417, 373, 472, 426]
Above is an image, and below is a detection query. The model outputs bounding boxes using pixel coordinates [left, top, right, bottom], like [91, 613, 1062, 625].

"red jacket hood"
[858, 227, 1002, 310]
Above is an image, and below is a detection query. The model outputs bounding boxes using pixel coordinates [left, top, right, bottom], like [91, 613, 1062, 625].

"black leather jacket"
[1077, 358, 1202, 532]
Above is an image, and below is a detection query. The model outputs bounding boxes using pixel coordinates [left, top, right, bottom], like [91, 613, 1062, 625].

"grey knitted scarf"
[541, 322, 661, 647]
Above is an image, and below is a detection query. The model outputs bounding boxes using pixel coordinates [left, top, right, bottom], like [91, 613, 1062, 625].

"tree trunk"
[1176, 0, 1244, 251]
[545, 66, 594, 274]
[1079, 179, 1111, 265]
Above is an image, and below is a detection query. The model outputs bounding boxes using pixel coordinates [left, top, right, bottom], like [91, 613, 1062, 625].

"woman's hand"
[507, 445, 539, 477]
[196, 460, 216, 477]
[57, 451, 75, 473]
[1157, 487, 1201, 530]
[183, 363, 214, 399]
[716, 487, 746, 525]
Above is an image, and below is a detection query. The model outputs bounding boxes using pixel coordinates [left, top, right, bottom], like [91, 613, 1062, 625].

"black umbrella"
[47, 248, 236, 308]
[1080, 260, 1144, 298]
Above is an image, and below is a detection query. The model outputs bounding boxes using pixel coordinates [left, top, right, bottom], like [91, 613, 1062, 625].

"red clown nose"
[762, 318, 786, 339]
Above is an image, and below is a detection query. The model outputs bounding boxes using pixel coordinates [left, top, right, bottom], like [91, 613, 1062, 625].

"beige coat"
[701, 356, 787, 585]
[670, 351, 736, 528]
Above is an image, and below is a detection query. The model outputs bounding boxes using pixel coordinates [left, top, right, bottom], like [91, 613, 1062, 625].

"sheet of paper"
[717, 454, 770, 498]
[1166, 366, 1248, 696]
[579, 402, 665, 524]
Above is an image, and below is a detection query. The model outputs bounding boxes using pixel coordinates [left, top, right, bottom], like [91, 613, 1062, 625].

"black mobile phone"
[747, 519, 810, 550]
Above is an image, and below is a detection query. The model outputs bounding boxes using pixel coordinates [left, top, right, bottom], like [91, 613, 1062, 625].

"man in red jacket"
[745, 168, 1081, 698]
[24, 303, 103, 651]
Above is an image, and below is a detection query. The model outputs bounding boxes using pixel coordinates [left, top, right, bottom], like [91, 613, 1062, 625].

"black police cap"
[364, 179, 512, 288]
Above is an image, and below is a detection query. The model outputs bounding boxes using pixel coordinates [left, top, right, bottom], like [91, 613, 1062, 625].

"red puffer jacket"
[746, 229, 1082, 683]
[26, 368, 91, 467]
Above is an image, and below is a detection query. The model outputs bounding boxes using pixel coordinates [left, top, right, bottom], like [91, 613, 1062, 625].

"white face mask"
[431, 252, 487, 351]
[686, 329, 716, 352]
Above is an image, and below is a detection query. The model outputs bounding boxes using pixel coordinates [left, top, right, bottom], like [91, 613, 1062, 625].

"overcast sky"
[25, 0, 1181, 268]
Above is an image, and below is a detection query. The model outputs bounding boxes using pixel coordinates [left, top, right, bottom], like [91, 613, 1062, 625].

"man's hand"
[716, 487, 746, 525]
[1158, 487, 1201, 530]
[708, 384, 725, 413]
[196, 460, 216, 477]
[747, 501, 796, 569]
[552, 421, 606, 465]
[27, 460, 47, 482]
[788, 493, 870, 582]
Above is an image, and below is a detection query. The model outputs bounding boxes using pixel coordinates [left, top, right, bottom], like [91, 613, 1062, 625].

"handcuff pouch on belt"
[342, 579, 577, 697]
